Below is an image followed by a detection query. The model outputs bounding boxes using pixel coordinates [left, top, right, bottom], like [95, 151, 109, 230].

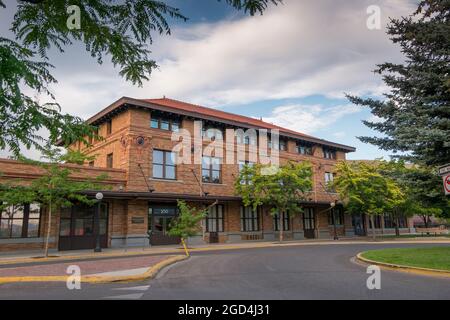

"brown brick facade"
[0, 97, 414, 252]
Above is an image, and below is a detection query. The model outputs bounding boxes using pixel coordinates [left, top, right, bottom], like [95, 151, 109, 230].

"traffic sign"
[439, 164, 450, 176]
[444, 175, 450, 196]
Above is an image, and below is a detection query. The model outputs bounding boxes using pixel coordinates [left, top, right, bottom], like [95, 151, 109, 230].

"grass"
[380, 234, 450, 239]
[361, 247, 450, 271]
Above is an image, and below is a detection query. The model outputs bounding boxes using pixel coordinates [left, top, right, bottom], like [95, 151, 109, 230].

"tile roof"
[142, 98, 317, 139]
[85, 97, 355, 152]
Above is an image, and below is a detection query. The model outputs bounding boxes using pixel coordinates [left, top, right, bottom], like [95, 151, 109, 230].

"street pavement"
[0, 243, 449, 300]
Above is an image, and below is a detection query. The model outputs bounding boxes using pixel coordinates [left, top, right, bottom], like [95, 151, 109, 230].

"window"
[279, 140, 287, 151]
[153, 150, 176, 180]
[106, 153, 113, 168]
[0, 203, 41, 239]
[384, 215, 407, 229]
[88, 161, 95, 167]
[238, 161, 255, 185]
[59, 203, 108, 238]
[150, 115, 180, 132]
[202, 156, 221, 184]
[273, 212, 290, 231]
[303, 208, 315, 230]
[202, 125, 223, 140]
[328, 207, 344, 226]
[106, 120, 112, 135]
[206, 205, 224, 233]
[297, 143, 313, 156]
[323, 148, 337, 160]
[325, 172, 335, 192]
[369, 216, 382, 229]
[241, 207, 259, 232]
[268, 138, 287, 151]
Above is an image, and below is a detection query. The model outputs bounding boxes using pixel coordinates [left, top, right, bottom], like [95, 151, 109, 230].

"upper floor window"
[268, 138, 287, 151]
[151, 116, 180, 132]
[237, 133, 258, 146]
[238, 161, 255, 185]
[323, 148, 337, 160]
[202, 125, 223, 141]
[241, 207, 260, 232]
[106, 120, 112, 135]
[153, 150, 176, 180]
[202, 156, 221, 184]
[106, 153, 114, 169]
[206, 204, 224, 233]
[297, 143, 313, 156]
[328, 207, 344, 226]
[325, 172, 335, 192]
[0, 203, 41, 239]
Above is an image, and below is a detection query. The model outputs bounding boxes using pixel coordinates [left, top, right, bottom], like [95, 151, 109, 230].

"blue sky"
[0, 0, 417, 160]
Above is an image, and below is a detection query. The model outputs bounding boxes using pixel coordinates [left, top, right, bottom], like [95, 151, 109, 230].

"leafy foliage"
[167, 200, 207, 241]
[1, 0, 281, 156]
[377, 160, 449, 222]
[0, 37, 97, 155]
[0, 147, 108, 256]
[235, 162, 313, 241]
[333, 161, 405, 238]
[347, 0, 450, 166]
[220, 0, 282, 15]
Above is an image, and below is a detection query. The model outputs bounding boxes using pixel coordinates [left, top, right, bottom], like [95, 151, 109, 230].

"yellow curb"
[356, 252, 450, 278]
[1, 239, 450, 266]
[0, 255, 188, 285]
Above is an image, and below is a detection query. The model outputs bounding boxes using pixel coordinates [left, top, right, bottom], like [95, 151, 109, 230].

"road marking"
[112, 285, 150, 291]
[104, 293, 144, 300]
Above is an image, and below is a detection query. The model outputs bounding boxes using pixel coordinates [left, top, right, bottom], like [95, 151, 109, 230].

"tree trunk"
[423, 215, 429, 228]
[370, 215, 376, 241]
[44, 203, 52, 258]
[395, 217, 400, 237]
[279, 211, 284, 243]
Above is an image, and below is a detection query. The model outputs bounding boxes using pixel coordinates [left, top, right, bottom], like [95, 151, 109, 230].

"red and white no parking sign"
[444, 174, 450, 196]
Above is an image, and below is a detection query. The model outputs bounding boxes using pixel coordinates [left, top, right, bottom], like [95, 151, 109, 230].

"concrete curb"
[356, 252, 450, 278]
[0, 255, 188, 285]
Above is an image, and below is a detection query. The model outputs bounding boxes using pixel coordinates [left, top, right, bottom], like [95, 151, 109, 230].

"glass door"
[303, 208, 316, 239]
[149, 205, 180, 245]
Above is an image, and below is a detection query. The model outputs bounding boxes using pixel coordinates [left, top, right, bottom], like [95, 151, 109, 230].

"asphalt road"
[1, 243, 449, 300]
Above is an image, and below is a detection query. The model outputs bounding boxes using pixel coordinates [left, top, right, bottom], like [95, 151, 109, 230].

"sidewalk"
[0, 255, 187, 284]
[1, 236, 450, 267]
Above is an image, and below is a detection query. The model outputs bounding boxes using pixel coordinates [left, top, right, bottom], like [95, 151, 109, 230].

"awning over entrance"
[82, 191, 242, 203]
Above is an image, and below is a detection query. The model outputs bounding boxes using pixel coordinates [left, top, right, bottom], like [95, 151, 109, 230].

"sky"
[0, 0, 418, 160]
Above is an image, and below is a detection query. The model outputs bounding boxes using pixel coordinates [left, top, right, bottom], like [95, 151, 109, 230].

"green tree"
[333, 161, 405, 240]
[347, 0, 450, 167]
[168, 200, 207, 256]
[378, 160, 449, 229]
[235, 162, 313, 242]
[0, 0, 281, 155]
[0, 147, 107, 257]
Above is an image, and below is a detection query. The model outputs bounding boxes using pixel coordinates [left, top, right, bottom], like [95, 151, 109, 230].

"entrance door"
[352, 214, 366, 236]
[58, 204, 108, 251]
[303, 208, 316, 239]
[149, 205, 180, 246]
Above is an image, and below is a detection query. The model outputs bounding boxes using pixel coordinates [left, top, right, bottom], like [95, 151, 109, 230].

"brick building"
[0, 97, 414, 252]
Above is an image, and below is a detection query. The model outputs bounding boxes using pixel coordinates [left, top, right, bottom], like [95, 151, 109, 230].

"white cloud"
[263, 104, 361, 134]
[45, 0, 416, 113]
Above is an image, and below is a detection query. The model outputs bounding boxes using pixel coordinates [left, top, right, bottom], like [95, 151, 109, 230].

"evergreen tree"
[347, 0, 450, 166]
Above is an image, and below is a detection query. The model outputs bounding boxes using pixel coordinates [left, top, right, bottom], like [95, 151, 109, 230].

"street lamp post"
[94, 192, 104, 253]
[330, 201, 339, 241]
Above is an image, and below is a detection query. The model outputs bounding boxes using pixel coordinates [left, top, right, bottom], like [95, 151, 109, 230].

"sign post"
[439, 164, 450, 196]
